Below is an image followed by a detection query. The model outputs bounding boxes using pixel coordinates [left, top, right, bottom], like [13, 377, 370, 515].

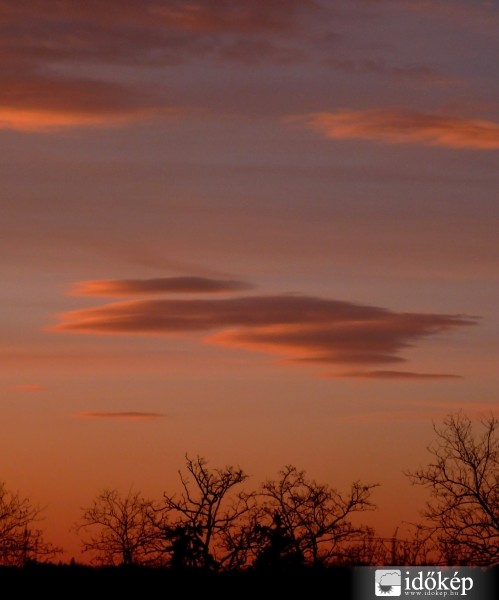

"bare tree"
[0, 481, 60, 565]
[255, 465, 378, 567]
[155, 455, 253, 570]
[77, 488, 160, 566]
[406, 412, 499, 565]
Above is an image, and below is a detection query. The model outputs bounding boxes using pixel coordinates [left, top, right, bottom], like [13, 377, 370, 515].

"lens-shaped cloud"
[52, 284, 477, 379]
[70, 277, 253, 297]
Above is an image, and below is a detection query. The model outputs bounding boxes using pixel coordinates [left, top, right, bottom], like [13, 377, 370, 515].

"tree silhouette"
[77, 488, 160, 566]
[0, 481, 60, 565]
[256, 465, 378, 567]
[155, 455, 253, 570]
[163, 524, 206, 569]
[407, 412, 499, 565]
[253, 510, 304, 570]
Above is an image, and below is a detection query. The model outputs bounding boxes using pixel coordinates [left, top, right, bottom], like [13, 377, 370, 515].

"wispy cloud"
[146, 0, 314, 34]
[6, 383, 45, 392]
[293, 109, 499, 149]
[52, 288, 477, 379]
[70, 277, 253, 297]
[0, 107, 178, 132]
[323, 59, 460, 86]
[0, 72, 184, 131]
[0, 0, 315, 130]
[74, 411, 165, 421]
[0, 0, 310, 66]
[337, 370, 462, 380]
[361, 0, 499, 34]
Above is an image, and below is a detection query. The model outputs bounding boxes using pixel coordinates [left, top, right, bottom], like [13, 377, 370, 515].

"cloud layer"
[294, 109, 499, 149]
[71, 277, 253, 296]
[74, 411, 165, 421]
[339, 370, 462, 381]
[0, 0, 313, 130]
[53, 278, 477, 379]
[6, 383, 45, 392]
[2, 1, 495, 134]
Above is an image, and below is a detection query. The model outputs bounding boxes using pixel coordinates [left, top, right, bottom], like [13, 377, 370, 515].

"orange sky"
[1, 0, 498, 562]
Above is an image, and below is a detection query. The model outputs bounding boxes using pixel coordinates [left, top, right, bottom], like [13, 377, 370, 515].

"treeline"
[1, 413, 498, 569]
[77, 459, 377, 569]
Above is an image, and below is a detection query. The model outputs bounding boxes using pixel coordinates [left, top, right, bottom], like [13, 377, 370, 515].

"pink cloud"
[292, 109, 499, 149]
[6, 383, 45, 392]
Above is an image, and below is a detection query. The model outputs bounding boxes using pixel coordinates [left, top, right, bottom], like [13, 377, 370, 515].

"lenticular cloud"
[52, 276, 477, 379]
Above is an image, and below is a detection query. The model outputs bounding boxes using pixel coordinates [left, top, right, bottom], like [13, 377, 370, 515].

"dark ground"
[0, 563, 353, 598]
[1, 563, 497, 599]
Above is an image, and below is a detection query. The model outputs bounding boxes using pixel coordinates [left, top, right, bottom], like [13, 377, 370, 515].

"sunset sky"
[1, 0, 498, 561]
